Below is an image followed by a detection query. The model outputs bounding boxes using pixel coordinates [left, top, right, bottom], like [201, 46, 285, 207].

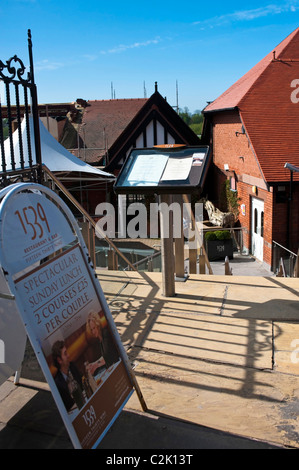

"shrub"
[214, 230, 231, 240]
[205, 231, 217, 241]
[205, 230, 231, 241]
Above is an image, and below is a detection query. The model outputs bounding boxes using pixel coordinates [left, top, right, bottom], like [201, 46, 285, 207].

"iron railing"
[0, 29, 42, 186]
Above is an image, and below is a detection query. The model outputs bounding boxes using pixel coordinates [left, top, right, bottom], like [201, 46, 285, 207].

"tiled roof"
[204, 27, 299, 182]
[78, 99, 147, 163]
[104, 90, 201, 172]
[204, 28, 299, 113]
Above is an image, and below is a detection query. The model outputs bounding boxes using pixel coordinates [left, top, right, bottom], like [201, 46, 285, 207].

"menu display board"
[114, 146, 210, 194]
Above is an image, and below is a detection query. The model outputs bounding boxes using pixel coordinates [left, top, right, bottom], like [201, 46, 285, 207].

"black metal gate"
[0, 29, 42, 187]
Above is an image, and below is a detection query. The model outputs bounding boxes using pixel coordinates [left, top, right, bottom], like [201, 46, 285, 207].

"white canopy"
[2, 116, 115, 181]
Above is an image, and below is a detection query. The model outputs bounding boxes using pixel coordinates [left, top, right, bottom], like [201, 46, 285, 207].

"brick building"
[62, 85, 201, 214]
[3, 86, 200, 216]
[201, 27, 299, 270]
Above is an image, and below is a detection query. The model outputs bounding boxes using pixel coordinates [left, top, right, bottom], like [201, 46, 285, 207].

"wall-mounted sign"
[0, 183, 141, 449]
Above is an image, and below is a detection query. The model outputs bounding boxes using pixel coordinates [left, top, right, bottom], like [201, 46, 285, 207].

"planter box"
[206, 239, 233, 261]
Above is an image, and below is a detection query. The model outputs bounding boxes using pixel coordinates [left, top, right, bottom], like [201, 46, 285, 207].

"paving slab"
[126, 347, 299, 448]
[1, 269, 299, 449]
[0, 378, 279, 450]
[274, 322, 299, 375]
[0, 380, 72, 449]
[133, 311, 272, 369]
[99, 271, 299, 448]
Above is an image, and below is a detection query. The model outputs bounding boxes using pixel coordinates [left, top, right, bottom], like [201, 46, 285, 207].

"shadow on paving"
[0, 387, 282, 449]
[12, 271, 298, 449]
[99, 408, 282, 449]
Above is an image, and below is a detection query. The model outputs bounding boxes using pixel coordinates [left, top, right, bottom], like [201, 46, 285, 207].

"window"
[254, 208, 258, 234]
[127, 194, 145, 205]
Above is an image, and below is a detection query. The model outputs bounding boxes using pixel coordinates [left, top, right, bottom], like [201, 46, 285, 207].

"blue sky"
[1, 0, 299, 113]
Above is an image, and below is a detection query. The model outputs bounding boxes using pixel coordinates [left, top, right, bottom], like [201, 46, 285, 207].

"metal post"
[27, 29, 43, 183]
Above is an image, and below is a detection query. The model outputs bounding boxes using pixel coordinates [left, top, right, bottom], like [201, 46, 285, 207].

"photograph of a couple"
[48, 310, 120, 413]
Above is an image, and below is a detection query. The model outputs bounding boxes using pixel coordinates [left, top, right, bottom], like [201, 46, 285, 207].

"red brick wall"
[208, 110, 274, 268]
[272, 185, 299, 254]
[212, 111, 262, 179]
[289, 187, 299, 253]
[272, 188, 288, 247]
[204, 110, 299, 270]
[263, 190, 274, 267]
[237, 182, 251, 252]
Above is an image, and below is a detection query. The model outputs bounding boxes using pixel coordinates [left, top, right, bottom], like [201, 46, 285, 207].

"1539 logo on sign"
[1, 192, 76, 273]
[15, 203, 51, 240]
[82, 405, 97, 427]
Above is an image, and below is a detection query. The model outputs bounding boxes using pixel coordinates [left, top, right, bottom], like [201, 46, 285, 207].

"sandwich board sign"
[0, 184, 28, 386]
[0, 182, 143, 449]
[0, 266, 27, 386]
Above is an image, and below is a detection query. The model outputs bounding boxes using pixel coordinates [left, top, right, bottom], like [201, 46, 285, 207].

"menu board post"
[159, 194, 175, 297]
[114, 146, 211, 297]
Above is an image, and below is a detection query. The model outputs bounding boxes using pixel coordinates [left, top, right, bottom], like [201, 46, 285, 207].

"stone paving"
[1, 257, 299, 449]
[98, 269, 299, 448]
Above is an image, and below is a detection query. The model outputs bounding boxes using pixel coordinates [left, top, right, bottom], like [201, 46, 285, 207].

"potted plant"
[205, 230, 233, 261]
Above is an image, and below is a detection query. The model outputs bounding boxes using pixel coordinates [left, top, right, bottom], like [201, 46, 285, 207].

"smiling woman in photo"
[85, 311, 120, 376]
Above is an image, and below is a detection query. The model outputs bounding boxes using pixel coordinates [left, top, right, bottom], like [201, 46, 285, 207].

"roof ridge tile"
[204, 27, 299, 113]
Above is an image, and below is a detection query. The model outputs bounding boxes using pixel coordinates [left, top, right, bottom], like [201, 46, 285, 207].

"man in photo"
[51, 340, 84, 412]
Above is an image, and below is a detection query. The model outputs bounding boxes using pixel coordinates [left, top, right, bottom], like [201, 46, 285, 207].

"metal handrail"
[272, 240, 298, 276]
[200, 225, 245, 231]
[42, 164, 137, 271]
[272, 240, 297, 257]
[124, 250, 161, 271]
